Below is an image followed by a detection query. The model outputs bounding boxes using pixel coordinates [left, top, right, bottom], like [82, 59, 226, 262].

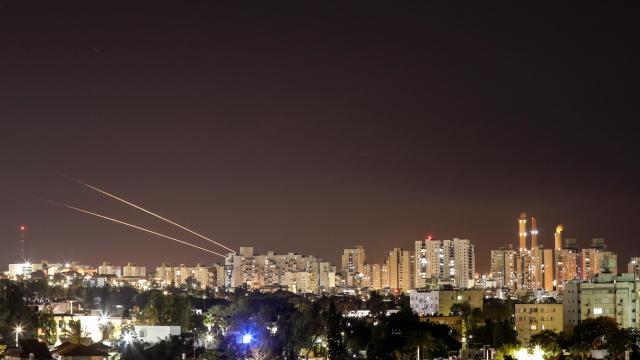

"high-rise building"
[556, 248, 580, 291]
[414, 236, 443, 289]
[581, 248, 599, 280]
[364, 263, 388, 290]
[414, 237, 475, 289]
[386, 248, 413, 291]
[318, 261, 334, 290]
[445, 238, 476, 289]
[581, 238, 617, 280]
[555, 237, 581, 292]
[341, 245, 366, 275]
[490, 245, 517, 289]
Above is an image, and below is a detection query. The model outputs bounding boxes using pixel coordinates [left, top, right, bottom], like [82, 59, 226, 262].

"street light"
[241, 333, 253, 360]
[204, 333, 214, 351]
[15, 325, 23, 347]
[241, 333, 253, 344]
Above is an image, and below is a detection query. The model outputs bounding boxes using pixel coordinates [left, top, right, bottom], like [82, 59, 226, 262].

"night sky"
[1, 2, 639, 272]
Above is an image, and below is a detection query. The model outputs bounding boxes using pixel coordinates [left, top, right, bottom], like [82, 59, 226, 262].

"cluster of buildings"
[223, 247, 332, 293]
[6, 211, 640, 347]
[337, 237, 476, 293]
[3, 260, 226, 291]
[3, 236, 477, 295]
[488, 212, 620, 293]
[484, 212, 640, 344]
[507, 271, 640, 343]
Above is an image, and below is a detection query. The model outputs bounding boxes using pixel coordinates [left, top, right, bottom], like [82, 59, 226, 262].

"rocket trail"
[61, 174, 235, 253]
[35, 196, 225, 257]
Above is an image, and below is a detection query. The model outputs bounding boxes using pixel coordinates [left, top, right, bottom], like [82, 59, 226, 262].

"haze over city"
[1, 2, 639, 272]
[4, 3, 640, 360]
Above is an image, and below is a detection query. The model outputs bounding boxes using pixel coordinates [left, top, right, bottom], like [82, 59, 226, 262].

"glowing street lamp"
[205, 334, 214, 350]
[15, 325, 23, 347]
[240, 333, 254, 360]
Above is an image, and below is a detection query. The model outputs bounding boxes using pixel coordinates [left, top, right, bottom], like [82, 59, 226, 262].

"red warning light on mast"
[19, 224, 26, 232]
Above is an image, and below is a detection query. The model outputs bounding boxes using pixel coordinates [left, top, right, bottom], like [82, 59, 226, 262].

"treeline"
[1, 278, 463, 359]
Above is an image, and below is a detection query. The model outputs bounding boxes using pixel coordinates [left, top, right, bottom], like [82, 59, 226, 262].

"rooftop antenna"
[18, 224, 27, 262]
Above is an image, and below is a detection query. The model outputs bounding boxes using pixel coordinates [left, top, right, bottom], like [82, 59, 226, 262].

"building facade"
[563, 273, 640, 330]
[515, 303, 563, 343]
[122, 262, 146, 277]
[628, 258, 640, 280]
[224, 247, 332, 293]
[413, 237, 476, 289]
[386, 248, 413, 291]
[409, 289, 483, 316]
[490, 245, 517, 289]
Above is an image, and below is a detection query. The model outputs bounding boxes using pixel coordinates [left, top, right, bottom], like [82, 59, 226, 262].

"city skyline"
[2, 2, 639, 273]
[3, 3, 640, 359]
[0, 174, 634, 273]
[0, 217, 626, 276]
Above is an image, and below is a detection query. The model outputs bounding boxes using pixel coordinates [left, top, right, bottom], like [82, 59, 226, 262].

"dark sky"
[1, 2, 639, 273]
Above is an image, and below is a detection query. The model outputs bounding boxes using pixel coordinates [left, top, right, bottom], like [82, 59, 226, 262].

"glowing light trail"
[62, 174, 235, 252]
[35, 197, 225, 257]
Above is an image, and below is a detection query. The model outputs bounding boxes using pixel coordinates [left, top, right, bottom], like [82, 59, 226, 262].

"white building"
[414, 236, 442, 289]
[7, 262, 43, 279]
[98, 262, 122, 276]
[154, 263, 218, 288]
[409, 290, 440, 316]
[563, 273, 640, 330]
[413, 238, 475, 289]
[283, 271, 317, 293]
[122, 262, 146, 277]
[134, 325, 182, 343]
[409, 289, 483, 316]
[224, 247, 332, 292]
